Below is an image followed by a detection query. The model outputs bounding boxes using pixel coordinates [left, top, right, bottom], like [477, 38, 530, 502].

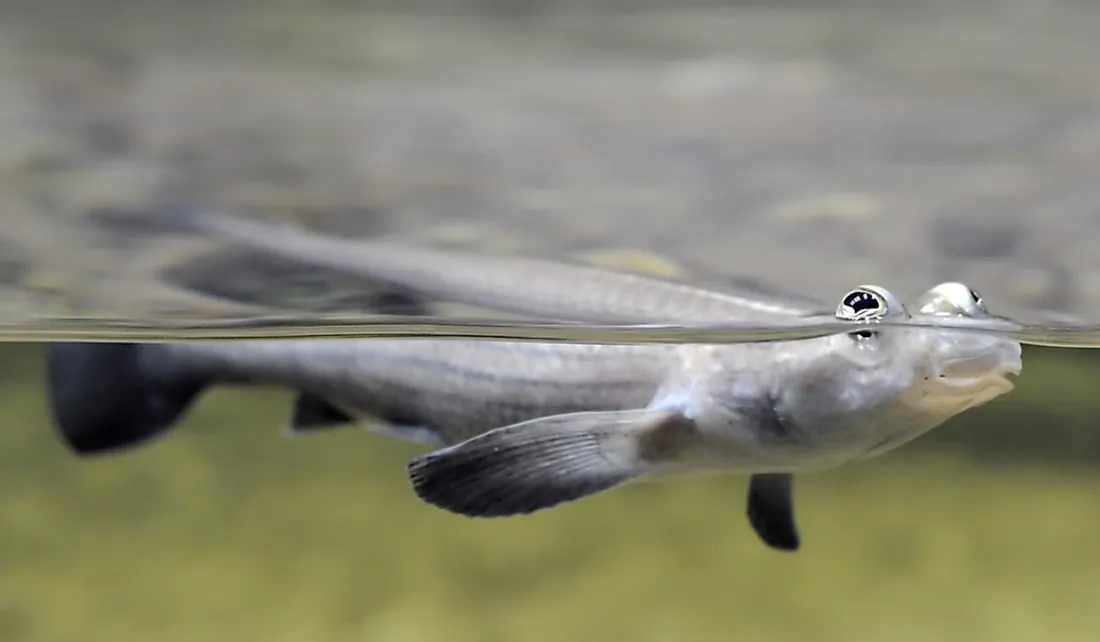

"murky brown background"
[2, 1, 1100, 641]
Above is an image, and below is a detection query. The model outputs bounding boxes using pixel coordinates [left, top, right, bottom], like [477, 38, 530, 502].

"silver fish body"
[49, 317, 1019, 472]
[48, 212, 1024, 553]
[152, 339, 672, 445]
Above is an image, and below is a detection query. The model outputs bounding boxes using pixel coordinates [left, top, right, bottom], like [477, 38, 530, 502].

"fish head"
[906, 281, 1022, 407]
[818, 283, 1021, 416]
[825, 282, 1021, 416]
[767, 283, 1022, 462]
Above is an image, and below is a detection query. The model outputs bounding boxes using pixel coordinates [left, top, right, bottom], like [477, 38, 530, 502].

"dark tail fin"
[45, 343, 206, 456]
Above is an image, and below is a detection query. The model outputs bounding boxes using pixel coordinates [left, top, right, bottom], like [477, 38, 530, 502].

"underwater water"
[2, 1, 1100, 640]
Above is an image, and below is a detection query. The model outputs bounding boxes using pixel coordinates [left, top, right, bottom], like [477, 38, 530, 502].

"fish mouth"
[932, 340, 1023, 393]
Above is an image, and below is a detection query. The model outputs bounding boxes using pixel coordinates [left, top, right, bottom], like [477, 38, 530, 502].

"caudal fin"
[45, 343, 206, 455]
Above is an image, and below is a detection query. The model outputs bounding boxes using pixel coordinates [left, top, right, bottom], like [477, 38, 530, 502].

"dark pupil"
[844, 291, 881, 313]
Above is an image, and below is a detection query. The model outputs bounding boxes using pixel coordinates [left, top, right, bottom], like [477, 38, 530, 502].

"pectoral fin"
[406, 408, 695, 518]
[285, 393, 356, 434]
[746, 473, 800, 552]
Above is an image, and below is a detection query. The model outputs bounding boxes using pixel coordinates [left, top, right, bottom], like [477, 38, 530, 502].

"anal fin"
[406, 408, 695, 518]
[285, 392, 356, 435]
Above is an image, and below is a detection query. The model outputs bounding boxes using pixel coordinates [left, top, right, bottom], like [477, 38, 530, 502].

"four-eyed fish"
[46, 213, 1023, 552]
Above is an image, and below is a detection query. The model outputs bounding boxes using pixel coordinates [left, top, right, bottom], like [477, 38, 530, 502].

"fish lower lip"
[941, 357, 1022, 380]
[934, 371, 1016, 392]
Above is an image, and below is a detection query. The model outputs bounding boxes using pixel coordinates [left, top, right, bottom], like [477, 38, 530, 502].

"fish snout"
[934, 336, 1022, 387]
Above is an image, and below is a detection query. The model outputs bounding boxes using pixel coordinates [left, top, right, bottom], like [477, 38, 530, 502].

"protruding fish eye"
[917, 282, 989, 317]
[835, 285, 907, 322]
[837, 290, 883, 320]
[969, 288, 986, 311]
[835, 285, 908, 342]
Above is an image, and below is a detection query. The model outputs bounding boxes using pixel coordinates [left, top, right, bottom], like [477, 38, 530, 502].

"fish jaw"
[845, 328, 1022, 460]
[918, 325, 1023, 411]
[907, 362, 1019, 420]
[932, 335, 1022, 382]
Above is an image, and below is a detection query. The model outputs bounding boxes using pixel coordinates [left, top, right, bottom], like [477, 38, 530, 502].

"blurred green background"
[4, 343, 1100, 642]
